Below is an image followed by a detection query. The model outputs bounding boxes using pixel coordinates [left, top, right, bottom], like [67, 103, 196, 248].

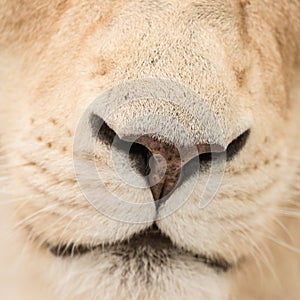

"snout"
[89, 111, 249, 204]
[73, 78, 251, 222]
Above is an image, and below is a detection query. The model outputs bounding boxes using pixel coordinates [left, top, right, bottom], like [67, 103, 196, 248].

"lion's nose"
[90, 114, 226, 202]
[133, 136, 214, 201]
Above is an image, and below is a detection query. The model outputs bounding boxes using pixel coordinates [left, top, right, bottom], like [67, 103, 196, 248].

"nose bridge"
[107, 98, 204, 147]
[91, 76, 233, 150]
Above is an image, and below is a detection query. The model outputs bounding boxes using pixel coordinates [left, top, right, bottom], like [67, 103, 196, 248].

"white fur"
[0, 1, 300, 299]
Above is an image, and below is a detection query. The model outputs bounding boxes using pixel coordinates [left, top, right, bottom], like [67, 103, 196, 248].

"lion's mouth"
[47, 224, 232, 272]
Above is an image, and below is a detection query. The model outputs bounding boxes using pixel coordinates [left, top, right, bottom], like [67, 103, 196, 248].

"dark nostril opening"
[90, 113, 152, 175]
[90, 114, 116, 146]
[181, 129, 251, 183]
[128, 143, 152, 176]
[226, 129, 250, 161]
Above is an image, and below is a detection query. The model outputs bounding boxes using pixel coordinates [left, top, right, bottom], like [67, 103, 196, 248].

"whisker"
[236, 221, 279, 283]
[269, 208, 300, 219]
[13, 204, 59, 229]
[255, 230, 300, 256]
[269, 215, 295, 244]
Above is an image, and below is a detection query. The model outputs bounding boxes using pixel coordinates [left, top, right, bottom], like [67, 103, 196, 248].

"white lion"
[0, 1, 300, 299]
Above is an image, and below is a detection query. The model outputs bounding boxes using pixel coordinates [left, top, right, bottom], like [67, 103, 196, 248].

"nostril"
[90, 114, 116, 146]
[90, 113, 152, 176]
[128, 143, 152, 176]
[226, 129, 250, 161]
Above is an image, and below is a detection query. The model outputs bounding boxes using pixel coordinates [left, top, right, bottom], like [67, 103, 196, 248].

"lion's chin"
[46, 223, 232, 273]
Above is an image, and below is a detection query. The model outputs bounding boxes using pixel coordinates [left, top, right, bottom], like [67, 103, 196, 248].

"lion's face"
[1, 0, 300, 299]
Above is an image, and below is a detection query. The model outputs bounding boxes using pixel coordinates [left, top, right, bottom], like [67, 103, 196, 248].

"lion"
[0, 0, 300, 299]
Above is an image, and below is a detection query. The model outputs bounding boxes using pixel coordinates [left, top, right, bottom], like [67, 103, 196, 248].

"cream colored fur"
[1, 1, 300, 299]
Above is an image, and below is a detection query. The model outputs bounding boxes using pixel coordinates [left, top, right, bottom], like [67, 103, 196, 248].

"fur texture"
[0, 1, 300, 299]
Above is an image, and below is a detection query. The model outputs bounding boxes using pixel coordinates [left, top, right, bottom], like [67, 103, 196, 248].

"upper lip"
[47, 224, 232, 273]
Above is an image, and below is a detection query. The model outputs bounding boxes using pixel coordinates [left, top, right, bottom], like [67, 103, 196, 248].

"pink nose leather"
[135, 136, 222, 200]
